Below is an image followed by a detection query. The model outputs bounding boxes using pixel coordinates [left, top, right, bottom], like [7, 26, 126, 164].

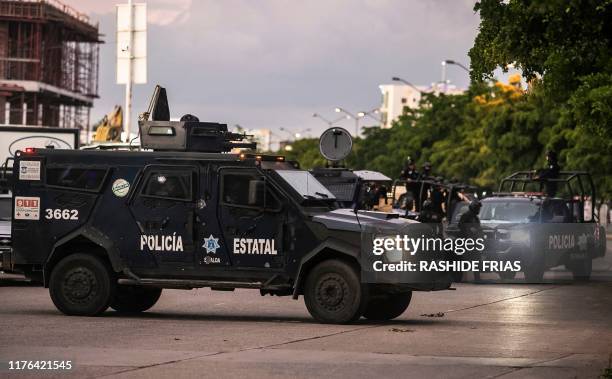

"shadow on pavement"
[19, 308, 451, 326]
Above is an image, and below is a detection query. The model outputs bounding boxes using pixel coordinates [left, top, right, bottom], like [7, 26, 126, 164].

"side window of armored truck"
[46, 166, 108, 192]
[142, 171, 194, 201]
[221, 171, 281, 211]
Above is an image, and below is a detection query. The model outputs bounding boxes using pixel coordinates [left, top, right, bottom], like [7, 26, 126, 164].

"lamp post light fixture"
[334, 106, 360, 136]
[391, 77, 426, 94]
[312, 112, 346, 127]
[357, 108, 381, 123]
[294, 128, 311, 139]
[280, 127, 312, 140]
[442, 59, 470, 73]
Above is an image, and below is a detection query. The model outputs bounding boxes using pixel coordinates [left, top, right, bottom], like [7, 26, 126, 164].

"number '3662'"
[45, 208, 78, 220]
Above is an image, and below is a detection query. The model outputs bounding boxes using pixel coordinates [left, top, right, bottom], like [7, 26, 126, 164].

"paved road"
[1, 250, 611, 379]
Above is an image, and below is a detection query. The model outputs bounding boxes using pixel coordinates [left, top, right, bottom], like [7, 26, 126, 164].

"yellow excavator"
[92, 105, 123, 142]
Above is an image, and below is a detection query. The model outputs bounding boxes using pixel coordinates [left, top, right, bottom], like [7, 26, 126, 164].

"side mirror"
[248, 179, 266, 208]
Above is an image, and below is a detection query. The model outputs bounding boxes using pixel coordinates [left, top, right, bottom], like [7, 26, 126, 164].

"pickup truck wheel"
[304, 260, 366, 324]
[523, 256, 545, 283]
[363, 292, 412, 321]
[111, 286, 162, 313]
[49, 254, 115, 316]
[570, 259, 592, 281]
[498, 271, 517, 280]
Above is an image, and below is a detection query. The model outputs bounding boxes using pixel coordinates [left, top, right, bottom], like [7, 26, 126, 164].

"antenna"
[319, 127, 353, 165]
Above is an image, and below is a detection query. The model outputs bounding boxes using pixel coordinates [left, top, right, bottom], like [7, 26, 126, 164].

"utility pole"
[124, 0, 133, 141]
[441, 60, 447, 94]
[117, 1, 146, 141]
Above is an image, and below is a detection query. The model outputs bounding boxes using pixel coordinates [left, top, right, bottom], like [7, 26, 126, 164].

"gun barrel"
[226, 142, 257, 150]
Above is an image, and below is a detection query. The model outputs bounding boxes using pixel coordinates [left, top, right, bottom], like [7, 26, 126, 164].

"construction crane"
[92, 106, 124, 142]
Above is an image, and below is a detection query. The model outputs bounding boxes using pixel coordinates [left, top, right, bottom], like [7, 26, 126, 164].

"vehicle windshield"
[275, 170, 336, 200]
[0, 197, 11, 221]
[480, 200, 541, 223]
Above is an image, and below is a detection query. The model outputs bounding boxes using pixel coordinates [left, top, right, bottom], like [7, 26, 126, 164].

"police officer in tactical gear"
[420, 162, 433, 180]
[399, 157, 419, 181]
[536, 150, 561, 197]
[459, 200, 482, 236]
[399, 157, 420, 211]
[417, 199, 443, 236]
[457, 199, 484, 281]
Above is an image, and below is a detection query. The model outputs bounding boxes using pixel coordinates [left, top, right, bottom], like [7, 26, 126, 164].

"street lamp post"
[312, 113, 347, 127]
[334, 107, 359, 136]
[442, 60, 469, 93]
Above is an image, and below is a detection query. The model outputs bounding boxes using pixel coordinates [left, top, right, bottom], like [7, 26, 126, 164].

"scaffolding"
[0, 0, 101, 135]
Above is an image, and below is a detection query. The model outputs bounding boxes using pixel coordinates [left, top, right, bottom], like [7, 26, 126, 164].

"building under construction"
[0, 0, 101, 133]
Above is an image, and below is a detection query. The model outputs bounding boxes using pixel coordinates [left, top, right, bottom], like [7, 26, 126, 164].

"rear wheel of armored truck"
[304, 259, 366, 324]
[49, 254, 115, 316]
[362, 290, 412, 321]
[111, 286, 162, 313]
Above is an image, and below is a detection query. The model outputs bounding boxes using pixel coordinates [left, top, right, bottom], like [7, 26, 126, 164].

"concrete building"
[0, 0, 101, 133]
[378, 83, 464, 129]
[245, 128, 273, 152]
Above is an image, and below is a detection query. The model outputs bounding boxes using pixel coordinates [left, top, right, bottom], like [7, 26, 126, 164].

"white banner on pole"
[116, 3, 147, 84]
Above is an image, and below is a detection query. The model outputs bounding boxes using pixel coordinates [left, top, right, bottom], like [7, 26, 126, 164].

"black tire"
[363, 292, 412, 321]
[452, 271, 464, 283]
[303, 259, 366, 324]
[111, 285, 162, 313]
[49, 254, 115, 316]
[498, 270, 517, 280]
[524, 265, 544, 282]
[523, 256, 545, 283]
[570, 259, 592, 281]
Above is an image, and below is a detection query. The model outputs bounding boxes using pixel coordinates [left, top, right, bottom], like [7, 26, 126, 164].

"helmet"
[421, 199, 433, 210]
[180, 114, 200, 122]
[423, 161, 432, 171]
[406, 156, 414, 165]
[468, 199, 482, 213]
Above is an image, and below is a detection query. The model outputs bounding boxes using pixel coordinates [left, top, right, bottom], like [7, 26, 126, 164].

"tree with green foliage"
[470, 0, 612, 199]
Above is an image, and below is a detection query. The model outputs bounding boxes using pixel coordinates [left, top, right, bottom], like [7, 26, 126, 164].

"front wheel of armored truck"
[111, 286, 162, 313]
[303, 259, 366, 324]
[363, 291, 412, 321]
[49, 254, 115, 316]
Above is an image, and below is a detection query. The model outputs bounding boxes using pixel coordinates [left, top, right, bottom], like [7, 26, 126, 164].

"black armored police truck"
[5, 86, 451, 324]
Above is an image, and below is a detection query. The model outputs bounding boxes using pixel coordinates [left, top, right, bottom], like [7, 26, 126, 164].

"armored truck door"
[217, 168, 285, 269]
[129, 165, 197, 269]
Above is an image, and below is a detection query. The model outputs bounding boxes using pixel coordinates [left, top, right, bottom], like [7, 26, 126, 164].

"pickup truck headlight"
[385, 249, 403, 263]
[509, 229, 530, 245]
[373, 234, 404, 263]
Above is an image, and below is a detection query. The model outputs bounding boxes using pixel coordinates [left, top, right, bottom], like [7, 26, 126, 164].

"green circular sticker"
[112, 179, 130, 197]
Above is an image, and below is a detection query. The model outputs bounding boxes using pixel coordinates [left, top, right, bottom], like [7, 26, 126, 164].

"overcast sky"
[65, 0, 480, 138]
